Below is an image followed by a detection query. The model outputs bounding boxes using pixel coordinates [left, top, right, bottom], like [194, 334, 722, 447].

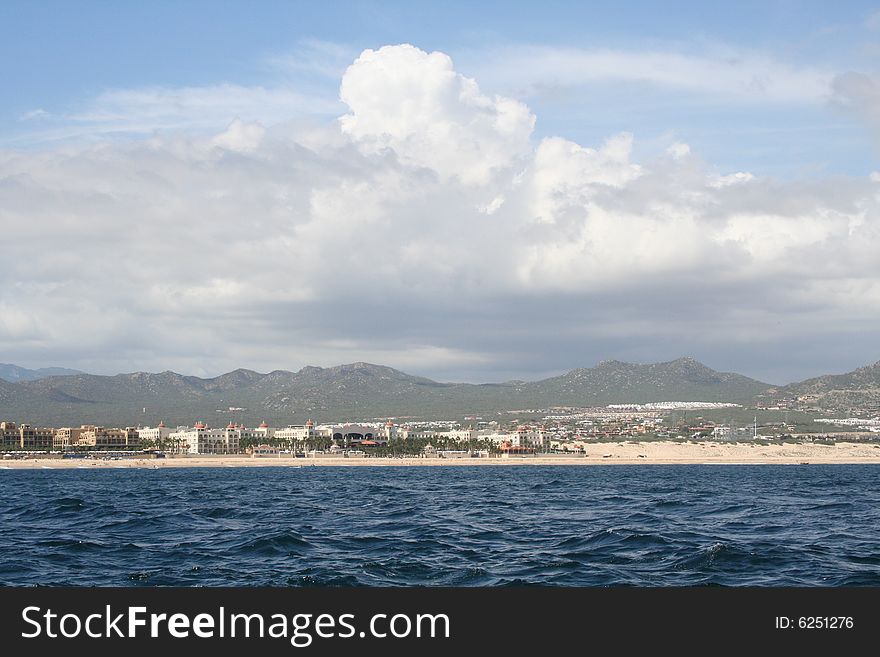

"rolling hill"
[778, 361, 880, 415]
[0, 358, 773, 426]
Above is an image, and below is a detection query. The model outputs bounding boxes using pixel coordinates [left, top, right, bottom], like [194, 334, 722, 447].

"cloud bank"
[1, 44, 878, 383]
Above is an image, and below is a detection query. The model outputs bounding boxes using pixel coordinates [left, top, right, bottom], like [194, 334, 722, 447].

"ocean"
[1, 465, 878, 586]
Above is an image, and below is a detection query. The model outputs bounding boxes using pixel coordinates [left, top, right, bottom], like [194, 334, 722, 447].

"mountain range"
[0, 363, 83, 383]
[0, 357, 877, 427]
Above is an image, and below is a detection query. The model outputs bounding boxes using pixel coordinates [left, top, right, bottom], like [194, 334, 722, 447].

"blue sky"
[1, 1, 880, 383]
[3, 1, 878, 175]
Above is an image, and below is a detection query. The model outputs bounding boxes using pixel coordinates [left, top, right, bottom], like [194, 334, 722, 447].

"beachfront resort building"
[18, 424, 55, 450]
[252, 421, 276, 442]
[439, 427, 479, 442]
[225, 423, 264, 446]
[480, 426, 550, 450]
[168, 422, 241, 455]
[2, 422, 142, 451]
[137, 421, 172, 446]
[398, 427, 438, 441]
[382, 421, 400, 440]
[317, 422, 392, 447]
[53, 426, 141, 450]
[403, 426, 480, 442]
[1, 421, 21, 449]
[274, 420, 317, 448]
[76, 426, 140, 449]
[53, 427, 85, 450]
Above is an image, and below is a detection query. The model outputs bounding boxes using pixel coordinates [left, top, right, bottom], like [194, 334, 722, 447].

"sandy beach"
[2, 441, 880, 469]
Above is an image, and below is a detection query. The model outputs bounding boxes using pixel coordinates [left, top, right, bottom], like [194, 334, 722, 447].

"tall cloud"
[339, 44, 535, 184]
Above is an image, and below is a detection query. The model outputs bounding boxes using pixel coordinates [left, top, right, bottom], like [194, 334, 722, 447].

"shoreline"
[3, 441, 880, 468]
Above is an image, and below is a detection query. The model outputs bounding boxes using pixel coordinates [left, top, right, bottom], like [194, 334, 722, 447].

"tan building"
[19, 424, 55, 450]
[76, 426, 140, 449]
[53, 427, 85, 450]
[20, 424, 54, 450]
[1, 421, 20, 450]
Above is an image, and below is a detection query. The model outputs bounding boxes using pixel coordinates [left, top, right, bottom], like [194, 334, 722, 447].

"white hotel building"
[168, 422, 241, 455]
[137, 421, 171, 446]
[479, 426, 550, 450]
[252, 421, 276, 442]
[274, 420, 317, 448]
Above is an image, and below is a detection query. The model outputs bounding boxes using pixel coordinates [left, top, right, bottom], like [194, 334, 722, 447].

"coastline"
[3, 441, 880, 468]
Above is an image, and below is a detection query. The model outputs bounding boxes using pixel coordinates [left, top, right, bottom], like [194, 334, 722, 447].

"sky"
[1, 0, 879, 384]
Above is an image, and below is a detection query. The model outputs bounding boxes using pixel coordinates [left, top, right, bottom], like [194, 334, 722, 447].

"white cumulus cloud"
[339, 44, 535, 185]
[1, 44, 879, 382]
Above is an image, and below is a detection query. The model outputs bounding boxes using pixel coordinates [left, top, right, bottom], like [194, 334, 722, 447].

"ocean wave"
[0, 464, 878, 586]
[234, 529, 314, 555]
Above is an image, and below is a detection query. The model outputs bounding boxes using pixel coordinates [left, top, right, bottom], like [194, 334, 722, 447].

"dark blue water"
[1, 465, 878, 586]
